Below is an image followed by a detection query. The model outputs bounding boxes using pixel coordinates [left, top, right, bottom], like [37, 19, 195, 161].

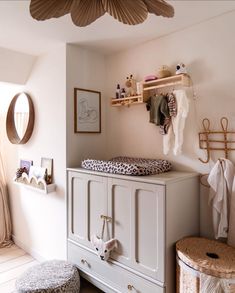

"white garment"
[228, 178, 235, 247]
[163, 90, 189, 155]
[200, 273, 231, 293]
[207, 159, 234, 239]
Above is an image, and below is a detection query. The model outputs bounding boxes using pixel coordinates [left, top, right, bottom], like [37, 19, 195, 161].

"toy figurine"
[125, 74, 137, 96]
[176, 63, 187, 75]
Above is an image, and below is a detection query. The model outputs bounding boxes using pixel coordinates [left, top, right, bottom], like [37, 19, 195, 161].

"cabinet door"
[108, 178, 165, 283]
[68, 171, 108, 249]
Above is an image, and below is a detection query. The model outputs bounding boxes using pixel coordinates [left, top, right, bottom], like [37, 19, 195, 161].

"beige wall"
[105, 11, 235, 237]
[66, 44, 107, 167]
[1, 10, 235, 258]
[0, 45, 67, 260]
[0, 47, 35, 85]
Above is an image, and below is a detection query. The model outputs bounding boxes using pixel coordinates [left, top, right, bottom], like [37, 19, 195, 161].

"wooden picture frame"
[74, 88, 101, 133]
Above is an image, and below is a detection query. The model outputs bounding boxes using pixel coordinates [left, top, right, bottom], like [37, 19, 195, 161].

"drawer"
[68, 241, 165, 293]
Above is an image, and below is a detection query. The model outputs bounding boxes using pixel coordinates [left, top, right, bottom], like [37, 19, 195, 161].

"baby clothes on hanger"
[228, 179, 235, 247]
[166, 92, 177, 117]
[159, 92, 177, 135]
[146, 95, 170, 127]
[207, 158, 234, 239]
[163, 89, 189, 155]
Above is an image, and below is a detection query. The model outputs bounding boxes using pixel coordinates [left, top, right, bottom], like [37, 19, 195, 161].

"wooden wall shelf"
[111, 95, 143, 107]
[111, 74, 191, 107]
[14, 173, 56, 194]
[142, 74, 191, 102]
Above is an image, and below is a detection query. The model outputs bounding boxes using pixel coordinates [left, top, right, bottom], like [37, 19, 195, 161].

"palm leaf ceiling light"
[30, 0, 174, 27]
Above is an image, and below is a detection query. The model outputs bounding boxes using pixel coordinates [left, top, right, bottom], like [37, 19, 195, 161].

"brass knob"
[127, 284, 134, 291]
[100, 215, 112, 222]
[81, 259, 88, 265]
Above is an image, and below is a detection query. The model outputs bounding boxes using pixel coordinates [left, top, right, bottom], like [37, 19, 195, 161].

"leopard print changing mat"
[81, 156, 172, 176]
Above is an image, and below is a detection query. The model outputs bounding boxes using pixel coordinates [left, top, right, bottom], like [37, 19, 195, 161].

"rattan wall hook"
[198, 117, 235, 163]
[198, 118, 211, 163]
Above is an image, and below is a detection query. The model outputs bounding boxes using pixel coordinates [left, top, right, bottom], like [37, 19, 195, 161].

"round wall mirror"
[6, 92, 35, 144]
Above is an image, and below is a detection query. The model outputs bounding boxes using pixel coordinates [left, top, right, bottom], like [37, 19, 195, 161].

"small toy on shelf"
[157, 65, 171, 78]
[15, 167, 27, 179]
[176, 63, 187, 75]
[144, 75, 157, 82]
[125, 74, 137, 97]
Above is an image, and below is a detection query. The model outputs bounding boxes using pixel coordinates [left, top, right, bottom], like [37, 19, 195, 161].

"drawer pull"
[81, 259, 89, 266]
[100, 215, 112, 222]
[127, 284, 134, 291]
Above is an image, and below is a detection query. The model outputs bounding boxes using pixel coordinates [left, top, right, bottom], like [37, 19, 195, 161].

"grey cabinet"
[67, 169, 199, 293]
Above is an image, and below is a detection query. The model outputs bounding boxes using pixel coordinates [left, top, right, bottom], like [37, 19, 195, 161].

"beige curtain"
[0, 152, 12, 247]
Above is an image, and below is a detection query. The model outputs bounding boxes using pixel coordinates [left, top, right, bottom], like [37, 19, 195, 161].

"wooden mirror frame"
[6, 92, 35, 144]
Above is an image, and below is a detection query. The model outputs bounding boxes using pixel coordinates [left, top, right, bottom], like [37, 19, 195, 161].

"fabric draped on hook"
[207, 158, 235, 247]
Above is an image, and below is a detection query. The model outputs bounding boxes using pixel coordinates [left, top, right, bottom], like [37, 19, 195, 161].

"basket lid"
[176, 237, 235, 279]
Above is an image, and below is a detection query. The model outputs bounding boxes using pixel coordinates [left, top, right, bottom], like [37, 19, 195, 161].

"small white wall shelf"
[111, 74, 191, 107]
[14, 173, 56, 194]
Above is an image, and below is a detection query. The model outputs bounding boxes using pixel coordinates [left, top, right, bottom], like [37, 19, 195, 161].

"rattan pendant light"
[30, 0, 174, 27]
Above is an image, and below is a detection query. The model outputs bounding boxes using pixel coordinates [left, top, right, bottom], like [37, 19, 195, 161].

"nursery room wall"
[0, 45, 67, 260]
[105, 10, 235, 237]
[0, 47, 35, 84]
[66, 44, 107, 167]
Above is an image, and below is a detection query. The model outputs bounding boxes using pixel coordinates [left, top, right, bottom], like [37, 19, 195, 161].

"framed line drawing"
[74, 88, 101, 133]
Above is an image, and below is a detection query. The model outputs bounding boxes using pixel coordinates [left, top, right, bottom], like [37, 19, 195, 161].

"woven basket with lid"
[176, 237, 235, 293]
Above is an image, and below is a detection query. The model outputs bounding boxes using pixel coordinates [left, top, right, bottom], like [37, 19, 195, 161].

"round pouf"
[15, 260, 80, 293]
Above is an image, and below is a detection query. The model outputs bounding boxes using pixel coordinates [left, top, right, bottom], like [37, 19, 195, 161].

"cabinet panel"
[71, 176, 87, 240]
[68, 172, 107, 248]
[136, 188, 159, 269]
[110, 183, 131, 259]
[88, 178, 108, 240]
[108, 178, 165, 282]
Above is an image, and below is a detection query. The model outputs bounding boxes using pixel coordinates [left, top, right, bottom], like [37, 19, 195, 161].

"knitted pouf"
[15, 260, 80, 293]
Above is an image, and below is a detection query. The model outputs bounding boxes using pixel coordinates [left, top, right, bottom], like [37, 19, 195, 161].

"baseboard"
[12, 234, 46, 262]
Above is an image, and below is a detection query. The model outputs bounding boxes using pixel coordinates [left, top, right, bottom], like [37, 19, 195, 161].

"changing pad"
[81, 156, 171, 176]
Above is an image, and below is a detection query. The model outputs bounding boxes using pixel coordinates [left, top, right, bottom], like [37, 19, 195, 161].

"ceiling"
[0, 1, 235, 56]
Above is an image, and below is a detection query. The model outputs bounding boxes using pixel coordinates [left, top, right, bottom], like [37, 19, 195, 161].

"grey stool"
[15, 260, 80, 293]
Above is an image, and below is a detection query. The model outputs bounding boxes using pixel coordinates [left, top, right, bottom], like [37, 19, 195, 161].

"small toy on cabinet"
[91, 235, 117, 261]
[125, 74, 137, 96]
[176, 63, 187, 75]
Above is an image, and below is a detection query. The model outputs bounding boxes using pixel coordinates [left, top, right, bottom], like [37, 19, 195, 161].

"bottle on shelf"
[121, 88, 126, 98]
[116, 84, 121, 99]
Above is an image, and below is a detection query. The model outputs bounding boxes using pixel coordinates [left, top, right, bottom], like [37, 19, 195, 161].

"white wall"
[0, 45, 67, 260]
[66, 44, 107, 167]
[0, 47, 35, 85]
[105, 11, 235, 238]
